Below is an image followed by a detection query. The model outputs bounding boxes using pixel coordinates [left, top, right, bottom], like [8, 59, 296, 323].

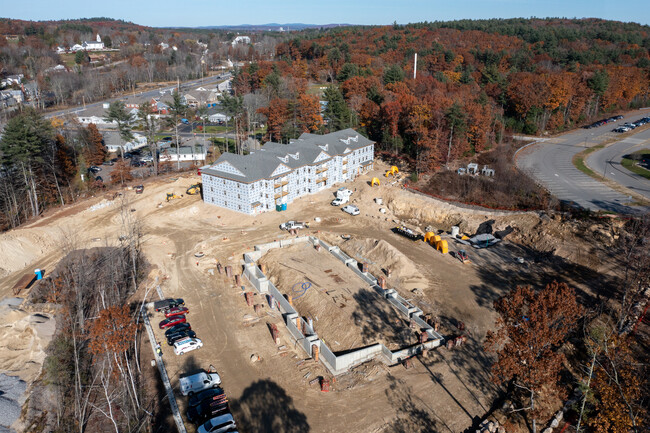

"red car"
[159, 315, 187, 329]
[165, 306, 189, 318]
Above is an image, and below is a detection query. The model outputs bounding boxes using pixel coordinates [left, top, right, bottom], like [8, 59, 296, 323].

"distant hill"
[193, 23, 354, 31]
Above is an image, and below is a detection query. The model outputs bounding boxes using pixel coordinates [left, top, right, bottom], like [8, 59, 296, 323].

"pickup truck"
[279, 220, 308, 230]
[180, 370, 222, 396]
[153, 298, 185, 312]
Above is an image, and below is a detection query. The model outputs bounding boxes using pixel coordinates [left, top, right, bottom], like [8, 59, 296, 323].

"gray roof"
[201, 128, 373, 183]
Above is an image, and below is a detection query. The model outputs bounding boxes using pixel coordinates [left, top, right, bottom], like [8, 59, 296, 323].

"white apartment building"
[200, 129, 374, 214]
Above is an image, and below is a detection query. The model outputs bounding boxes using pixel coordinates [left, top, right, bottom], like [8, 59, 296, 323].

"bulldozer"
[166, 192, 182, 202]
[186, 184, 201, 195]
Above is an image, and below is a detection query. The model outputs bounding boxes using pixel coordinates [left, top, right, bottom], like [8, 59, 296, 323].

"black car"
[164, 322, 192, 337]
[94, 175, 103, 182]
[88, 166, 102, 173]
[161, 136, 173, 142]
[187, 393, 229, 424]
[154, 298, 185, 312]
[188, 388, 225, 409]
[166, 329, 197, 346]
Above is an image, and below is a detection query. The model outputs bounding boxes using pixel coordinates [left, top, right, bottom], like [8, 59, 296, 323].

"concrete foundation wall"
[242, 237, 445, 375]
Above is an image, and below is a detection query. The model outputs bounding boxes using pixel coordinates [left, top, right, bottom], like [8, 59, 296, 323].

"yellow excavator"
[166, 192, 182, 202]
[186, 184, 201, 195]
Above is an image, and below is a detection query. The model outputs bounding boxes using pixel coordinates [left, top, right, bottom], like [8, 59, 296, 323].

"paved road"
[585, 127, 650, 201]
[516, 109, 650, 214]
[44, 72, 231, 119]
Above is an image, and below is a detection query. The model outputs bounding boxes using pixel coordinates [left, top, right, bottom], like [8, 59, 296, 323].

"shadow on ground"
[230, 379, 310, 433]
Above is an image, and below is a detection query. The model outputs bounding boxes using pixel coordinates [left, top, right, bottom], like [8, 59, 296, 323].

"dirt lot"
[0, 162, 625, 433]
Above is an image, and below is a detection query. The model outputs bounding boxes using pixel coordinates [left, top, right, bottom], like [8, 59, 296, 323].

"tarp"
[469, 233, 500, 249]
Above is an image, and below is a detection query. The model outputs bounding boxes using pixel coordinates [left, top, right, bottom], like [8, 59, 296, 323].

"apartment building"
[200, 129, 374, 214]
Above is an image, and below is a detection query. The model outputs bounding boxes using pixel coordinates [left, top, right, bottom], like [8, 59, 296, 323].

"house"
[216, 79, 232, 93]
[159, 144, 207, 163]
[70, 44, 84, 52]
[1, 74, 24, 87]
[231, 36, 251, 46]
[183, 88, 222, 108]
[201, 129, 374, 215]
[55, 46, 66, 54]
[83, 34, 105, 51]
[103, 131, 148, 153]
[208, 112, 230, 123]
[159, 42, 169, 50]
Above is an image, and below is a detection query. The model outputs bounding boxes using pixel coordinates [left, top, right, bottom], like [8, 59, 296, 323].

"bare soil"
[0, 161, 626, 433]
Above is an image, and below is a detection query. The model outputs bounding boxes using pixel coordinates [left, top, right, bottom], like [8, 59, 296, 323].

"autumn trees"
[486, 282, 581, 433]
[0, 109, 77, 229]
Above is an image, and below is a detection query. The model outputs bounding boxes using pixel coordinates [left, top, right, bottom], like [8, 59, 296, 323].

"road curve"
[516, 109, 650, 215]
[585, 127, 650, 201]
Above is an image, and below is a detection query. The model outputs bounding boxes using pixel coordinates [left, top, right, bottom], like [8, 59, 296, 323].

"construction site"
[0, 159, 643, 433]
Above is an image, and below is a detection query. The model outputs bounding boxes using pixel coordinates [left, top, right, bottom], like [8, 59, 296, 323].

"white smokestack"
[413, 53, 417, 79]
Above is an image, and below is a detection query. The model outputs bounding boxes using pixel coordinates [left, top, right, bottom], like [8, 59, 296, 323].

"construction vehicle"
[186, 184, 201, 195]
[279, 221, 308, 230]
[166, 192, 182, 202]
[394, 226, 421, 241]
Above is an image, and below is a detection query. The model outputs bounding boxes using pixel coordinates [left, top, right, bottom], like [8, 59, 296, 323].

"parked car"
[88, 166, 101, 173]
[341, 205, 360, 216]
[94, 176, 103, 183]
[187, 393, 229, 424]
[188, 388, 225, 409]
[141, 155, 154, 163]
[197, 413, 236, 433]
[159, 315, 187, 329]
[331, 198, 344, 206]
[167, 329, 197, 346]
[165, 306, 189, 318]
[154, 298, 185, 312]
[164, 322, 191, 337]
[102, 160, 114, 166]
[135, 185, 144, 194]
[173, 337, 203, 355]
[180, 370, 221, 396]
[161, 136, 173, 142]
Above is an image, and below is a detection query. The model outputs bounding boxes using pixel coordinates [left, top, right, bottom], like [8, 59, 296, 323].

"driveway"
[516, 109, 650, 214]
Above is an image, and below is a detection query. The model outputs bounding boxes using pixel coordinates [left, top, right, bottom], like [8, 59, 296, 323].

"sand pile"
[0, 229, 57, 278]
[0, 303, 56, 384]
[344, 238, 428, 293]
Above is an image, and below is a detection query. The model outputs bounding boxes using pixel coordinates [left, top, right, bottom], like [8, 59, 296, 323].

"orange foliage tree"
[485, 282, 582, 433]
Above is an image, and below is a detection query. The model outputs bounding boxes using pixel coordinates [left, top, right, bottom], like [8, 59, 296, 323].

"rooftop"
[201, 129, 373, 183]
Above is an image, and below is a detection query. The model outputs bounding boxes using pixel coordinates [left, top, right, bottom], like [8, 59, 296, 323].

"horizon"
[2, 0, 650, 27]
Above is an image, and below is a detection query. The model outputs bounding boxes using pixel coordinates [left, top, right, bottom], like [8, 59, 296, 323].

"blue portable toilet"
[34, 268, 43, 280]
[281, 203, 287, 211]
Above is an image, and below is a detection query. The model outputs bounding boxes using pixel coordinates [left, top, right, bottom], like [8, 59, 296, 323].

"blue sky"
[3, 0, 649, 27]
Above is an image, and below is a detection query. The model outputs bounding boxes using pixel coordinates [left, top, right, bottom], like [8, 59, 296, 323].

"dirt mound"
[0, 304, 56, 384]
[344, 238, 428, 293]
[0, 229, 57, 278]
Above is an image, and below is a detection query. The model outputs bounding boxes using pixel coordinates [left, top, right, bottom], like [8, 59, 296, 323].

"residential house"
[55, 46, 66, 54]
[103, 131, 148, 153]
[208, 112, 230, 123]
[70, 44, 84, 52]
[231, 36, 251, 46]
[200, 129, 374, 215]
[159, 144, 207, 163]
[1, 74, 24, 87]
[216, 79, 232, 93]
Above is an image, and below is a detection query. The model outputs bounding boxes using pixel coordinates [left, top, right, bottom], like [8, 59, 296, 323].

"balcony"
[342, 158, 348, 164]
[274, 180, 288, 188]
[316, 167, 328, 174]
[343, 170, 348, 174]
[316, 177, 327, 184]
[274, 191, 289, 199]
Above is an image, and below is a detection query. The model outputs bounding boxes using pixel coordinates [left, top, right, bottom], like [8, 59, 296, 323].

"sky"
[3, 0, 649, 27]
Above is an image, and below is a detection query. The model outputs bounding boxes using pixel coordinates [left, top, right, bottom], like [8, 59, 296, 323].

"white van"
[180, 369, 222, 396]
[173, 337, 203, 356]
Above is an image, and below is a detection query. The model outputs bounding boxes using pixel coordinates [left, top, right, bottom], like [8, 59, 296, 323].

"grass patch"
[200, 125, 230, 134]
[621, 149, 650, 180]
[572, 144, 605, 177]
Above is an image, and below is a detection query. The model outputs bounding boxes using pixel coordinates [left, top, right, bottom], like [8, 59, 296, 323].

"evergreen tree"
[323, 86, 352, 131]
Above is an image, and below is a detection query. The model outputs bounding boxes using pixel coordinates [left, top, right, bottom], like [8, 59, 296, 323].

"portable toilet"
[281, 203, 287, 211]
[276, 204, 282, 212]
[34, 269, 43, 280]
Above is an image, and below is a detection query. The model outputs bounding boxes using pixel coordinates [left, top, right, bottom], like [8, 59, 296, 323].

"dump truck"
[186, 184, 201, 195]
